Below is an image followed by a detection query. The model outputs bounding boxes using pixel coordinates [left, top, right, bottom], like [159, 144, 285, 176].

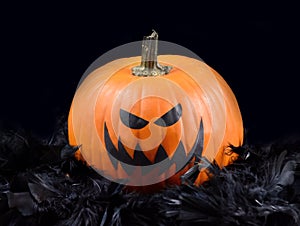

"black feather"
[0, 122, 300, 226]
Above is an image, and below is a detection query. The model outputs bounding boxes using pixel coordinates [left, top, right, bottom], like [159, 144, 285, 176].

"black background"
[0, 2, 299, 144]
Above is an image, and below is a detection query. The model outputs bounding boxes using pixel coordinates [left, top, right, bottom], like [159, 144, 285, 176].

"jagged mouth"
[104, 119, 203, 175]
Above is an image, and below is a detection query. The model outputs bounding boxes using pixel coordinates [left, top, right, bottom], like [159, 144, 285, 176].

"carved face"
[93, 75, 204, 186]
[68, 55, 244, 189]
[114, 99, 183, 166]
[103, 96, 204, 177]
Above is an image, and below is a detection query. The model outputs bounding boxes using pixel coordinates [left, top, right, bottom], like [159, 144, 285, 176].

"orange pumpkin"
[68, 31, 243, 191]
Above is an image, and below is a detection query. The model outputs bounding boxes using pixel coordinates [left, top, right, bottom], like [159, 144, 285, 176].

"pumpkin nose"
[131, 125, 151, 139]
[131, 117, 163, 140]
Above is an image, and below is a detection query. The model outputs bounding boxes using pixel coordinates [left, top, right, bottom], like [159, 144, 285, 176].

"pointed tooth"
[120, 162, 135, 175]
[104, 123, 118, 169]
[154, 145, 169, 163]
[193, 119, 204, 162]
[141, 165, 153, 176]
[118, 139, 135, 165]
[171, 141, 188, 172]
[158, 158, 173, 175]
[133, 143, 152, 166]
[117, 138, 136, 175]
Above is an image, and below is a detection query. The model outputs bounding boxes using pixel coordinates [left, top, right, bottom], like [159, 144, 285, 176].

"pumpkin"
[68, 31, 243, 191]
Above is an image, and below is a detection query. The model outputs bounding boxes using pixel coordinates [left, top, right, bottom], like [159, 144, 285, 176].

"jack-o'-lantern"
[68, 31, 243, 191]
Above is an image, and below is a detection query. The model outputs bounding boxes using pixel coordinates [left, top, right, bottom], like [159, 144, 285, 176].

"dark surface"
[0, 2, 299, 143]
[0, 123, 299, 226]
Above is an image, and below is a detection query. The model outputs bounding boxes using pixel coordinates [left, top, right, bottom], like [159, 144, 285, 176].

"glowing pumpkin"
[68, 31, 243, 190]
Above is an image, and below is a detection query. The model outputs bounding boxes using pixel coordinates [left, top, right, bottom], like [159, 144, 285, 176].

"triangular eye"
[154, 104, 182, 127]
[120, 109, 149, 129]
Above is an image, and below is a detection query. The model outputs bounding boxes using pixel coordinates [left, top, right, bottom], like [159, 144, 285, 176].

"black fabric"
[0, 117, 299, 226]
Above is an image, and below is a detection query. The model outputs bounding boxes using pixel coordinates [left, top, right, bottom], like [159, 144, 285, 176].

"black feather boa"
[0, 118, 299, 226]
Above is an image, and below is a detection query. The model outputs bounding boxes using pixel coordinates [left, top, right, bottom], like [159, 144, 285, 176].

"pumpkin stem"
[132, 30, 172, 76]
